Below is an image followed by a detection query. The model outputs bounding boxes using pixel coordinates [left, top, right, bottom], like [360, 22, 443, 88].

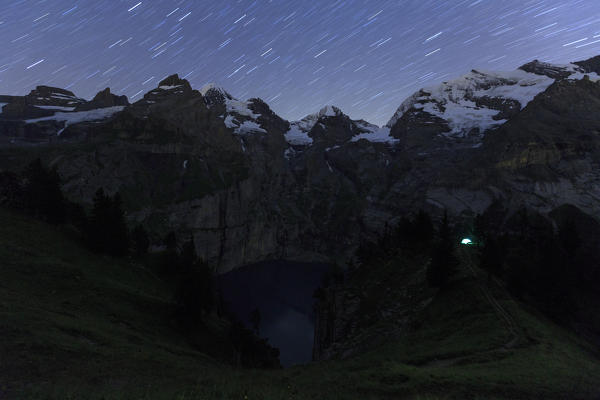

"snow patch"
[0, 103, 6, 114]
[35, 105, 76, 111]
[285, 123, 313, 145]
[158, 85, 182, 90]
[200, 83, 221, 96]
[351, 124, 398, 144]
[226, 99, 260, 118]
[25, 106, 125, 135]
[562, 63, 600, 81]
[224, 115, 238, 129]
[235, 120, 266, 134]
[284, 147, 296, 159]
[51, 93, 82, 101]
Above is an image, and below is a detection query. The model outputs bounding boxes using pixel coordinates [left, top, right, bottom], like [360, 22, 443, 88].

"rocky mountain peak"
[518, 60, 577, 79]
[75, 88, 129, 111]
[29, 86, 77, 98]
[574, 55, 600, 75]
[0, 85, 86, 120]
[158, 74, 192, 91]
[200, 83, 234, 107]
[316, 105, 344, 119]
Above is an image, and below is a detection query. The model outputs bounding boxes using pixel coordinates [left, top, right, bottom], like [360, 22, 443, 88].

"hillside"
[1, 207, 599, 399]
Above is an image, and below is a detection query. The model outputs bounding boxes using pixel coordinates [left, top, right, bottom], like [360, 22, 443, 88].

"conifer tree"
[23, 158, 65, 224]
[427, 211, 459, 288]
[249, 308, 261, 335]
[480, 234, 504, 284]
[87, 188, 129, 256]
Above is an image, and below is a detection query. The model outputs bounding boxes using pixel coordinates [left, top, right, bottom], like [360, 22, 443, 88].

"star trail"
[2, 0, 600, 125]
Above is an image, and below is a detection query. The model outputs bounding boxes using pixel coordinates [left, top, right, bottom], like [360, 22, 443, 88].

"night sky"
[2, 0, 600, 126]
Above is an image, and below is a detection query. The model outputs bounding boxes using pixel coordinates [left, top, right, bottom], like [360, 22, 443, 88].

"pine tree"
[109, 193, 129, 256]
[87, 188, 129, 256]
[427, 211, 459, 288]
[175, 242, 215, 324]
[413, 210, 434, 244]
[479, 234, 504, 284]
[249, 308, 261, 335]
[473, 214, 485, 246]
[23, 158, 65, 224]
[88, 188, 111, 252]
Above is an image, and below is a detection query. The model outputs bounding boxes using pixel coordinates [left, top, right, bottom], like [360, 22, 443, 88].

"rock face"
[1, 56, 600, 272]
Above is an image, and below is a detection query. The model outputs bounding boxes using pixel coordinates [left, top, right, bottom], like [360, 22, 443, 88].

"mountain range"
[1, 56, 600, 272]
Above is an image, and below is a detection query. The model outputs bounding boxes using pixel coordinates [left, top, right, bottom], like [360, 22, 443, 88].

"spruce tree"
[480, 234, 504, 284]
[413, 210, 434, 244]
[23, 158, 65, 224]
[88, 188, 111, 252]
[87, 188, 129, 256]
[109, 193, 129, 256]
[249, 308, 261, 335]
[427, 211, 459, 288]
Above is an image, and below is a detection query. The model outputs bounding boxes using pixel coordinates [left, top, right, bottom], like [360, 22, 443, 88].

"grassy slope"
[1, 208, 599, 399]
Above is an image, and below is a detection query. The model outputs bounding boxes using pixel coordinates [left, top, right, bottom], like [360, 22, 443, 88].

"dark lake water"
[218, 261, 330, 367]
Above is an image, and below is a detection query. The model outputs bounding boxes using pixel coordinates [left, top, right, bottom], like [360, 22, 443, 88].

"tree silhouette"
[249, 308, 261, 335]
[427, 211, 459, 288]
[413, 210, 434, 244]
[480, 234, 504, 284]
[175, 237, 215, 323]
[87, 188, 129, 256]
[23, 158, 65, 224]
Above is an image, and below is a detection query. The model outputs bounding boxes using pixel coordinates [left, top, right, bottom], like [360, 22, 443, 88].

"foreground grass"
[1, 208, 599, 399]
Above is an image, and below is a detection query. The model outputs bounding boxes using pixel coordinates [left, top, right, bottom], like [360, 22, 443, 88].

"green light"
[461, 238, 473, 245]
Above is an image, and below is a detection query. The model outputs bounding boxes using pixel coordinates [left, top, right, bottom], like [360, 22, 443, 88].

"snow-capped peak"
[386, 68, 556, 137]
[387, 60, 600, 139]
[200, 83, 232, 98]
[203, 85, 265, 136]
[317, 105, 343, 118]
[284, 106, 344, 146]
